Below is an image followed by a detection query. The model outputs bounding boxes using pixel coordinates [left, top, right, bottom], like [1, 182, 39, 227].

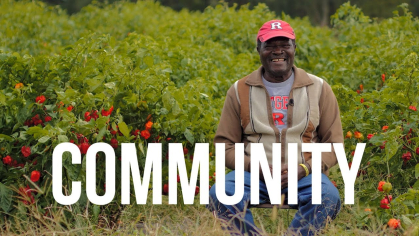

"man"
[208, 20, 343, 235]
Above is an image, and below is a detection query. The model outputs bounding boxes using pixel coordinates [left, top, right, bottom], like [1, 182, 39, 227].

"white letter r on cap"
[271, 22, 282, 29]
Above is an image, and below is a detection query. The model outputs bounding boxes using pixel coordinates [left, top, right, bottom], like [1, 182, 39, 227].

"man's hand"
[280, 164, 310, 189]
[258, 164, 275, 182]
[281, 164, 288, 189]
[259, 164, 293, 188]
[258, 163, 310, 189]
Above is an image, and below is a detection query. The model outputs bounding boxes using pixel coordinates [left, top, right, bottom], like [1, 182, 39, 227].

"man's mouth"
[271, 58, 286, 62]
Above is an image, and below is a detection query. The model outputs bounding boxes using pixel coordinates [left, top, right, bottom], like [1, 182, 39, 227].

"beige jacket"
[214, 66, 343, 176]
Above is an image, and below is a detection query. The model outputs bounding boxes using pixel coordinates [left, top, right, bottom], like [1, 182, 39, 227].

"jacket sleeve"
[214, 85, 252, 172]
[306, 81, 344, 175]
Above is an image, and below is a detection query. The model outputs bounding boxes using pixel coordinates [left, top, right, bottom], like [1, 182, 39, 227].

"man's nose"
[272, 46, 284, 54]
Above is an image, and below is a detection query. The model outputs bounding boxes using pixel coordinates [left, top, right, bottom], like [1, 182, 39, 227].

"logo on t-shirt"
[271, 96, 289, 126]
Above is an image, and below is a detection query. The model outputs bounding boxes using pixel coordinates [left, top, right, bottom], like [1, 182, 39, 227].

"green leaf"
[57, 89, 79, 104]
[82, 93, 95, 107]
[93, 204, 100, 220]
[58, 135, 69, 143]
[38, 135, 50, 144]
[138, 140, 144, 155]
[184, 129, 194, 144]
[95, 117, 108, 130]
[0, 183, 13, 212]
[385, 140, 399, 160]
[404, 200, 416, 209]
[87, 79, 102, 92]
[63, 152, 81, 180]
[143, 56, 153, 67]
[200, 93, 209, 98]
[19, 131, 28, 140]
[172, 101, 181, 116]
[416, 164, 419, 179]
[104, 82, 116, 90]
[96, 126, 107, 142]
[78, 190, 88, 207]
[118, 121, 130, 137]
[401, 215, 413, 226]
[0, 134, 13, 141]
[0, 93, 6, 105]
[413, 179, 419, 190]
[27, 126, 49, 139]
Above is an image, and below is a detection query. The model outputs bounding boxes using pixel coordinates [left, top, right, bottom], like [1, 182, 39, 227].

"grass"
[0, 167, 413, 235]
[0, 195, 408, 236]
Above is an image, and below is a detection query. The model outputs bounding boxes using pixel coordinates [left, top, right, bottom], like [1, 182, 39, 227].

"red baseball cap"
[257, 20, 295, 42]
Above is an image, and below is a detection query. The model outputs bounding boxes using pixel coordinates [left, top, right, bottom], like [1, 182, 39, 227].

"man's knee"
[207, 173, 238, 212]
[209, 172, 237, 196]
[321, 175, 340, 200]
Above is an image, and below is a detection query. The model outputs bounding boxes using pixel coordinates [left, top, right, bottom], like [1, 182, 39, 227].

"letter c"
[52, 143, 81, 205]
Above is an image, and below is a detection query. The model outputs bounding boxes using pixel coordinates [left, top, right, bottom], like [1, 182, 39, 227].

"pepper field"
[1, 0, 419, 235]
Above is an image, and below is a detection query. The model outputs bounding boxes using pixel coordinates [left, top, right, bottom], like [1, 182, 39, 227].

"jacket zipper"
[279, 130, 281, 143]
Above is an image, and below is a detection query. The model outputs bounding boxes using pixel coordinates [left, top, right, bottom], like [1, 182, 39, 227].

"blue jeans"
[207, 171, 341, 236]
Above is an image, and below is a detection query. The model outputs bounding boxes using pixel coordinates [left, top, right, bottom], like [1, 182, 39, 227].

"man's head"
[256, 20, 296, 82]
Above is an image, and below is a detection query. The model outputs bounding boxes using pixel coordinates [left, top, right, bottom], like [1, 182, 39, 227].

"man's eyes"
[265, 45, 291, 49]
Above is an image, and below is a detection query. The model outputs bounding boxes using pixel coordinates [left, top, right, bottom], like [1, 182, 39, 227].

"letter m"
[121, 143, 162, 204]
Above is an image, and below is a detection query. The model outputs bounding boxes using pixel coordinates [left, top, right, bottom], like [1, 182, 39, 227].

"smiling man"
[208, 20, 344, 235]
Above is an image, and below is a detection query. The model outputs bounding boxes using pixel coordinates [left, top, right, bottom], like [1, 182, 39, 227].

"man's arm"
[214, 85, 252, 172]
[306, 81, 344, 175]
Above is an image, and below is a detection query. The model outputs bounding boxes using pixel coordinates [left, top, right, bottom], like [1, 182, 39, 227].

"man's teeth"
[272, 59, 285, 62]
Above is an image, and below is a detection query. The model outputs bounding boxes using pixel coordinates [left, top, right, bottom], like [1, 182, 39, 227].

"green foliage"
[1, 0, 419, 233]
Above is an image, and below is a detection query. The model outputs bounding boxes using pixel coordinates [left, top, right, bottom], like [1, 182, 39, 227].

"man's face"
[258, 37, 296, 81]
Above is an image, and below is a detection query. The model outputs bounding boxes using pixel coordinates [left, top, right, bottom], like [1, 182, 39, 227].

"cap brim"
[259, 31, 295, 42]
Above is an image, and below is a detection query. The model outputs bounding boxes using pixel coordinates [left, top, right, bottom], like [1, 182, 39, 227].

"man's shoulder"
[236, 74, 251, 84]
[301, 72, 338, 102]
[299, 69, 336, 93]
[234, 66, 263, 88]
[228, 73, 252, 106]
[294, 68, 337, 103]
[306, 72, 324, 84]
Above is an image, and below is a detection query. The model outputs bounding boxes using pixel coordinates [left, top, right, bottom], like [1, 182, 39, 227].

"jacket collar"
[245, 65, 313, 89]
